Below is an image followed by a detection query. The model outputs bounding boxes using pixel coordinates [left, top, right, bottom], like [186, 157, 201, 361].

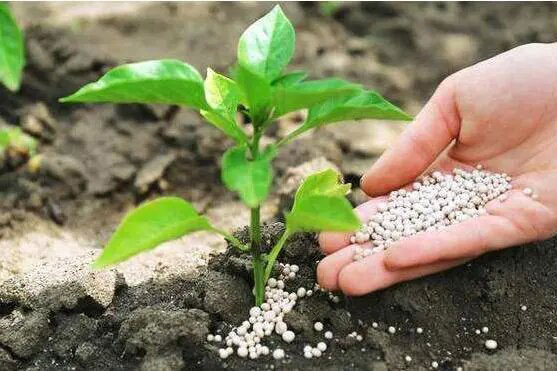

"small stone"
[314, 322, 324, 332]
[405, 355, 412, 362]
[521, 305, 527, 311]
[432, 361, 439, 368]
[282, 330, 295, 343]
[324, 331, 333, 339]
[416, 327, 423, 334]
[317, 342, 327, 352]
[388, 326, 396, 334]
[482, 326, 489, 333]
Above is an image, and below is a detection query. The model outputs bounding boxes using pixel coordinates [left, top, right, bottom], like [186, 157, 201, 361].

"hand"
[317, 43, 557, 295]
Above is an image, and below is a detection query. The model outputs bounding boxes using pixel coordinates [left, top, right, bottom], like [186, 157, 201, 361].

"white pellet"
[485, 339, 498, 350]
[272, 348, 285, 360]
[314, 322, 324, 332]
[324, 331, 333, 339]
[317, 342, 327, 352]
[282, 330, 295, 343]
[388, 326, 396, 334]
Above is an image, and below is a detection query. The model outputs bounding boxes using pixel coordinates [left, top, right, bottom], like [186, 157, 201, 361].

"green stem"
[264, 228, 292, 282]
[210, 227, 250, 252]
[251, 206, 265, 306]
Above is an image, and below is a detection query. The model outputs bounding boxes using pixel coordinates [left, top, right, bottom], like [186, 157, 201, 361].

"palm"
[317, 43, 557, 295]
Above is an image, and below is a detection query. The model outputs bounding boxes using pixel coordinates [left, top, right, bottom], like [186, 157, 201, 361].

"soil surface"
[2, 2, 557, 370]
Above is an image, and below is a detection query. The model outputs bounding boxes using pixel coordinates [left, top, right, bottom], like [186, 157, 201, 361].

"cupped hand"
[317, 43, 557, 295]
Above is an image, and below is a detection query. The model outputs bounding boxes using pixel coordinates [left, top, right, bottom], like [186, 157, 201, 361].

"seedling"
[60, 6, 411, 305]
[0, 125, 38, 170]
[0, 3, 25, 92]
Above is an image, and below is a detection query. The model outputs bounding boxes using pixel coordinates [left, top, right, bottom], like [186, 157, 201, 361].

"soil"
[2, 2, 557, 370]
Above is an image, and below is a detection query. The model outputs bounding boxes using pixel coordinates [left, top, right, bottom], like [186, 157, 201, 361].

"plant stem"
[250, 206, 265, 306]
[264, 228, 291, 282]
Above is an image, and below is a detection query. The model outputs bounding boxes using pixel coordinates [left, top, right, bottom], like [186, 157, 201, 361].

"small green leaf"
[282, 90, 412, 144]
[237, 5, 295, 81]
[200, 109, 248, 144]
[60, 59, 208, 110]
[295, 168, 351, 200]
[272, 71, 308, 86]
[233, 63, 272, 125]
[286, 169, 360, 232]
[272, 78, 361, 117]
[0, 126, 37, 156]
[0, 3, 25, 92]
[204, 68, 242, 115]
[221, 145, 276, 208]
[93, 197, 212, 268]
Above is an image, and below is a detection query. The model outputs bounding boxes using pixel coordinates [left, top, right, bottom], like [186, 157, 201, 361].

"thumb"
[361, 77, 461, 197]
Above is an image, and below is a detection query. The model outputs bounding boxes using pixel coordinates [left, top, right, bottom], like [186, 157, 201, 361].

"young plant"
[0, 3, 25, 92]
[60, 5, 411, 305]
[0, 125, 38, 169]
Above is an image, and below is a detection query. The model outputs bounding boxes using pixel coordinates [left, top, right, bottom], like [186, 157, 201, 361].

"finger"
[384, 188, 555, 270]
[361, 77, 461, 197]
[319, 197, 387, 255]
[338, 252, 469, 296]
[317, 244, 369, 291]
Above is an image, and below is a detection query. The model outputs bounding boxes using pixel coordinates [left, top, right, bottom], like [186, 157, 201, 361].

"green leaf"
[0, 3, 25, 92]
[204, 68, 242, 115]
[286, 169, 360, 232]
[60, 59, 208, 110]
[306, 90, 412, 126]
[295, 168, 351, 200]
[237, 5, 295, 81]
[202, 68, 247, 144]
[0, 126, 37, 156]
[200, 109, 248, 144]
[271, 71, 308, 86]
[93, 197, 213, 268]
[221, 145, 276, 208]
[233, 63, 272, 125]
[272, 78, 361, 117]
[282, 90, 412, 144]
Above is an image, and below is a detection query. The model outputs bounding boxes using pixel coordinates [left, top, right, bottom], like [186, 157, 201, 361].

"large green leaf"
[306, 90, 412, 126]
[221, 145, 276, 208]
[60, 59, 208, 110]
[282, 90, 412, 144]
[286, 169, 360, 232]
[272, 78, 361, 117]
[93, 197, 212, 268]
[0, 4, 25, 92]
[237, 5, 295, 81]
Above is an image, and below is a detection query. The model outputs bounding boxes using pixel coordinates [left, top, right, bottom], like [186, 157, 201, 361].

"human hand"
[317, 43, 557, 295]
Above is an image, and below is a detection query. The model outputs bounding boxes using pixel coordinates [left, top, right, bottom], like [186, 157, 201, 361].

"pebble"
[521, 305, 527, 311]
[416, 327, 423, 334]
[350, 167, 513, 261]
[485, 339, 498, 350]
[482, 326, 489, 333]
[405, 355, 412, 362]
[372, 322, 378, 328]
[432, 361, 439, 369]
[324, 331, 333, 339]
[317, 342, 327, 352]
[314, 322, 324, 332]
[388, 326, 396, 334]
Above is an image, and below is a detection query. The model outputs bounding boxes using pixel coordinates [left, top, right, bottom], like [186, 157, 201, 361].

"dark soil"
[1, 223, 557, 370]
[2, 2, 557, 370]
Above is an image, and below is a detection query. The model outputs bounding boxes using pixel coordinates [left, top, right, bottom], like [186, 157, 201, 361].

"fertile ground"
[2, 3, 557, 370]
